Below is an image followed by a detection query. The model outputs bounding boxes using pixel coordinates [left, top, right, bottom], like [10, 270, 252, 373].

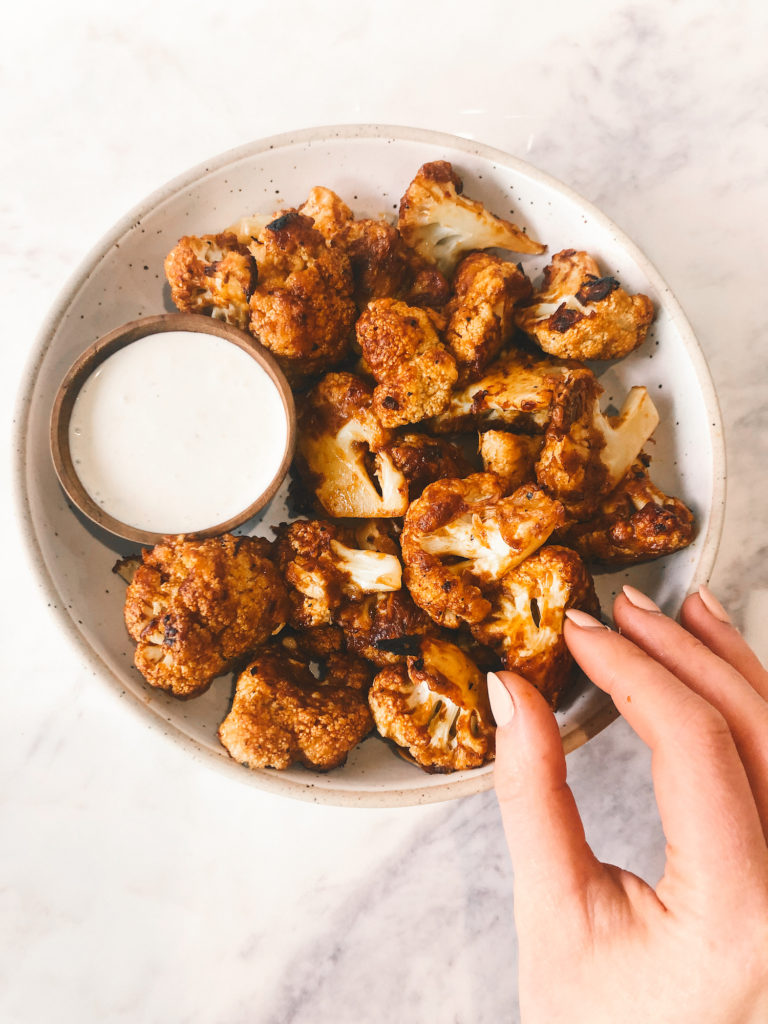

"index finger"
[564, 611, 768, 901]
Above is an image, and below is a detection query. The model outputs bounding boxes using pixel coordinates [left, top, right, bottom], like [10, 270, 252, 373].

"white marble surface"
[3, 2, 767, 1021]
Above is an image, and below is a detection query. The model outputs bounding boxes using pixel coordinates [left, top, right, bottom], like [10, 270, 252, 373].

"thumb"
[489, 671, 600, 907]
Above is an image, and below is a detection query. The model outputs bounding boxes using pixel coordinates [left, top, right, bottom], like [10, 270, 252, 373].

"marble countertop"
[3, 2, 767, 1021]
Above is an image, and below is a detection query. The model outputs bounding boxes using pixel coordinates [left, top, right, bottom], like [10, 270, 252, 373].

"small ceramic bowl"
[49, 312, 296, 545]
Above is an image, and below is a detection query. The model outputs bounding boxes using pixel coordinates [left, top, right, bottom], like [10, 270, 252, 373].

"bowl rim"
[49, 312, 297, 546]
[13, 123, 727, 807]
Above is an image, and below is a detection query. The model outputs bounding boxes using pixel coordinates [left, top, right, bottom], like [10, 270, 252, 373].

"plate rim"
[12, 122, 727, 807]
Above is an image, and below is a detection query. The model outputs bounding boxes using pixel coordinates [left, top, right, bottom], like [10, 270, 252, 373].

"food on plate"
[164, 232, 257, 330]
[218, 645, 373, 770]
[368, 637, 495, 771]
[382, 432, 474, 497]
[123, 534, 288, 698]
[478, 431, 544, 496]
[397, 160, 545, 274]
[516, 249, 654, 360]
[335, 589, 437, 667]
[400, 474, 565, 628]
[356, 299, 457, 427]
[470, 545, 600, 709]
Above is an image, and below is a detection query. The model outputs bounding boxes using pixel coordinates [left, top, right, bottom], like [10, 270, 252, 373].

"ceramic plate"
[14, 125, 725, 806]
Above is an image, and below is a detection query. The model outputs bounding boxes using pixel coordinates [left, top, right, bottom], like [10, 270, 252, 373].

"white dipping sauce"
[69, 330, 289, 532]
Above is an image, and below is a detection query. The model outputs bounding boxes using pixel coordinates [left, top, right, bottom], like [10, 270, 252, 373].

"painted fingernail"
[564, 608, 608, 630]
[698, 584, 732, 623]
[622, 584, 662, 613]
[487, 672, 515, 727]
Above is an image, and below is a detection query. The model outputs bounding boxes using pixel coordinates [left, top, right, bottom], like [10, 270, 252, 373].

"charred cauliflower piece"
[398, 161, 545, 276]
[479, 431, 544, 495]
[218, 646, 373, 771]
[369, 637, 495, 772]
[472, 546, 599, 709]
[428, 349, 585, 435]
[248, 210, 356, 378]
[555, 457, 695, 564]
[123, 535, 288, 699]
[335, 590, 437, 667]
[298, 186, 354, 240]
[444, 252, 532, 380]
[383, 432, 475, 498]
[517, 249, 654, 360]
[296, 372, 409, 518]
[164, 232, 257, 329]
[536, 370, 660, 519]
[356, 299, 457, 427]
[401, 474, 565, 628]
[274, 519, 402, 629]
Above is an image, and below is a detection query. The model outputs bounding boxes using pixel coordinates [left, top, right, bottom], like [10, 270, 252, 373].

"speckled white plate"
[14, 125, 725, 807]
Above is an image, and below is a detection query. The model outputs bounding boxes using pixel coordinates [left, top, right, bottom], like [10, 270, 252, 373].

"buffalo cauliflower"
[398, 161, 545, 275]
[516, 249, 655, 360]
[355, 299, 457, 427]
[335, 589, 437, 667]
[368, 637, 495, 772]
[218, 645, 373, 771]
[123, 534, 288, 698]
[401, 474, 565, 628]
[471, 546, 600, 709]
[296, 372, 409, 518]
[428, 349, 586, 435]
[536, 370, 660, 519]
[248, 210, 356, 378]
[555, 456, 695, 564]
[273, 519, 402, 630]
[164, 232, 257, 329]
[478, 431, 544, 495]
[383, 432, 475, 498]
[444, 252, 532, 380]
[298, 186, 354, 240]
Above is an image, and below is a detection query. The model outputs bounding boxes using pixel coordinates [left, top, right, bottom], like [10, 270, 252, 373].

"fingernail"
[698, 584, 732, 624]
[622, 584, 662, 613]
[487, 672, 515, 727]
[564, 608, 607, 630]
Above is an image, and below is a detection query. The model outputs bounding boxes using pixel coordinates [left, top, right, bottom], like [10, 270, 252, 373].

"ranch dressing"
[69, 330, 288, 532]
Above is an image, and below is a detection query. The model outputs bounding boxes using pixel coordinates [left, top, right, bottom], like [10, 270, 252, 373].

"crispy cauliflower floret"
[335, 590, 437, 667]
[350, 518, 402, 557]
[164, 232, 257, 329]
[356, 299, 457, 427]
[248, 210, 356, 378]
[516, 249, 655, 360]
[554, 457, 695, 564]
[383, 432, 475, 498]
[123, 535, 288, 698]
[296, 372, 409, 518]
[401, 474, 565, 628]
[536, 370, 660, 519]
[428, 349, 585, 435]
[298, 186, 354, 240]
[471, 546, 599, 709]
[444, 252, 533, 380]
[218, 646, 373, 771]
[274, 519, 402, 630]
[398, 161, 545, 276]
[478, 431, 544, 495]
[368, 637, 495, 772]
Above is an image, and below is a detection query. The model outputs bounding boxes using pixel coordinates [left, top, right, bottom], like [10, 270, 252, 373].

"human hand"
[489, 585, 768, 1024]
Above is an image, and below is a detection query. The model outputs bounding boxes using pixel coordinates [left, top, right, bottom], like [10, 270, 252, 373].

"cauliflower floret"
[123, 535, 288, 698]
[296, 372, 410, 518]
[471, 546, 600, 709]
[478, 431, 544, 495]
[444, 252, 533, 380]
[164, 232, 257, 329]
[383, 432, 475, 498]
[428, 349, 586, 435]
[401, 474, 565, 628]
[298, 186, 354, 240]
[368, 637, 495, 772]
[218, 646, 373, 771]
[554, 456, 695, 564]
[356, 299, 457, 427]
[516, 249, 655, 360]
[398, 161, 545, 276]
[536, 370, 660, 519]
[335, 590, 437, 667]
[274, 519, 402, 630]
[248, 210, 356, 378]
